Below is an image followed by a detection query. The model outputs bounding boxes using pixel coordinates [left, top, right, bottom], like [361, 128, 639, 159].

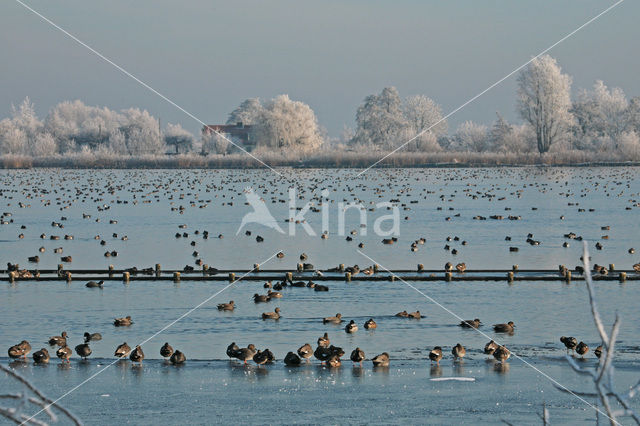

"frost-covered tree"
[252, 94, 323, 153]
[353, 87, 407, 149]
[45, 100, 119, 151]
[517, 55, 573, 153]
[626, 97, 640, 133]
[403, 95, 447, 151]
[201, 131, 230, 155]
[120, 108, 164, 155]
[0, 120, 27, 154]
[108, 129, 127, 155]
[573, 80, 629, 145]
[0, 97, 45, 155]
[617, 131, 640, 160]
[164, 123, 194, 153]
[226, 98, 263, 125]
[31, 132, 57, 156]
[452, 121, 489, 152]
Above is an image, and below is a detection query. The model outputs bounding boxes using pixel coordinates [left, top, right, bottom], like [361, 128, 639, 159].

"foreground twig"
[553, 242, 640, 425]
[0, 364, 82, 426]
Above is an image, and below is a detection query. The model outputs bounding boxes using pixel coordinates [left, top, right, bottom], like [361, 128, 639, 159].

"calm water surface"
[1, 167, 639, 424]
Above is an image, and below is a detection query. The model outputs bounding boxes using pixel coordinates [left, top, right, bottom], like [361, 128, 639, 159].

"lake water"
[1, 167, 639, 424]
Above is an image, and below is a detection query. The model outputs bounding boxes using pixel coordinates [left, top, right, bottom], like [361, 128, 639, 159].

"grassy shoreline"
[1, 152, 638, 169]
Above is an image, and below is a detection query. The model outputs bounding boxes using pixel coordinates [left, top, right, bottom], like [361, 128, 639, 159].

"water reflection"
[429, 364, 442, 378]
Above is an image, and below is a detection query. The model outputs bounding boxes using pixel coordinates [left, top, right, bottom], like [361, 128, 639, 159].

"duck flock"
[1, 167, 639, 370]
[6, 295, 603, 369]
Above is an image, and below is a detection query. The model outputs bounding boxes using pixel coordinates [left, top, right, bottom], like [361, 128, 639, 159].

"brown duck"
[114, 316, 133, 327]
[160, 342, 174, 359]
[297, 343, 313, 361]
[170, 350, 186, 365]
[350, 347, 365, 365]
[217, 300, 235, 311]
[451, 343, 466, 360]
[560, 336, 578, 353]
[262, 307, 281, 320]
[493, 321, 515, 333]
[493, 346, 511, 363]
[114, 342, 131, 358]
[48, 331, 68, 346]
[429, 346, 443, 364]
[234, 344, 257, 364]
[576, 342, 589, 358]
[33, 348, 50, 364]
[459, 319, 481, 328]
[323, 313, 342, 324]
[484, 340, 499, 357]
[129, 345, 144, 363]
[56, 345, 72, 363]
[364, 318, 377, 329]
[317, 333, 330, 347]
[371, 352, 390, 367]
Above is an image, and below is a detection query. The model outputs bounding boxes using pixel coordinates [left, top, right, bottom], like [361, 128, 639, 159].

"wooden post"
[619, 272, 627, 283]
[417, 264, 424, 272]
[609, 263, 615, 272]
[390, 274, 396, 282]
[286, 272, 293, 282]
[123, 271, 130, 283]
[565, 270, 571, 283]
[155, 264, 161, 277]
[173, 272, 181, 283]
[445, 272, 452, 282]
[108, 264, 114, 278]
[345, 272, 351, 282]
[507, 271, 514, 283]
[228, 272, 235, 283]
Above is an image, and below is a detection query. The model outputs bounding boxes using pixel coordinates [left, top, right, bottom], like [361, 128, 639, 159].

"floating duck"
[345, 320, 358, 333]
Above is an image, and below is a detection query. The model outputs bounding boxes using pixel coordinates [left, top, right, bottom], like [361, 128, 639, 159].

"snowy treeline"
[350, 55, 640, 158]
[0, 99, 192, 156]
[1, 55, 640, 160]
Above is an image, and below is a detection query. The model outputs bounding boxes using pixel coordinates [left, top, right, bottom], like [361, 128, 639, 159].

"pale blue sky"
[1, 0, 637, 136]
